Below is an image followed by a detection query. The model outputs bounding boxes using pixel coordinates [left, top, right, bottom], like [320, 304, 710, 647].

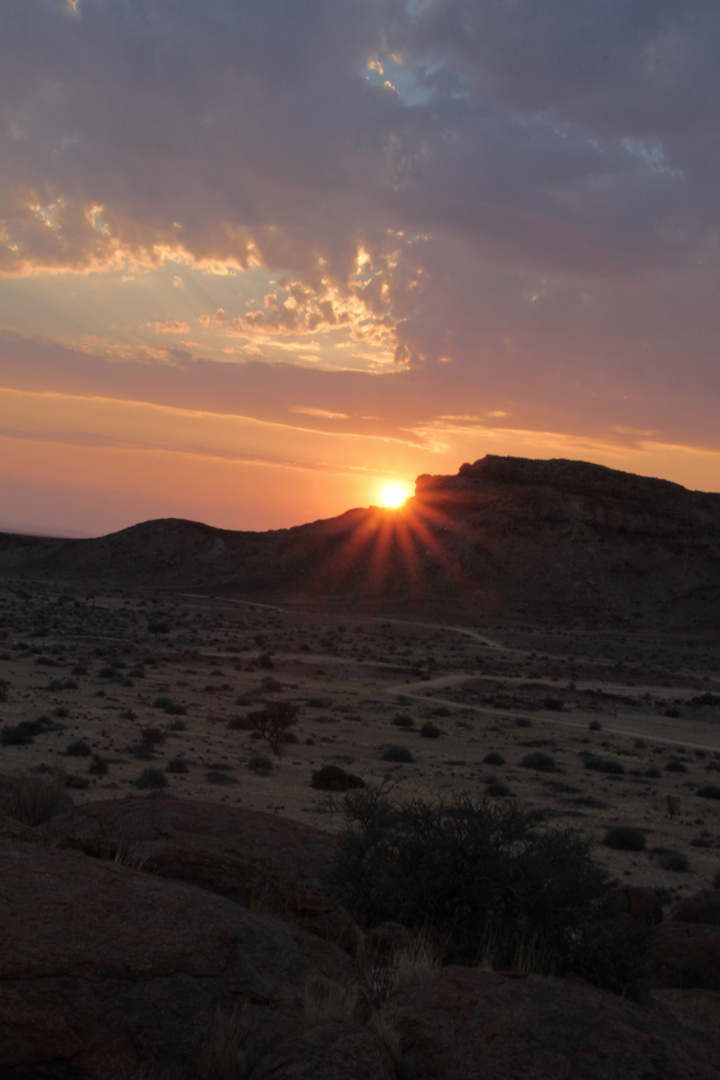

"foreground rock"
[40, 795, 353, 945]
[0, 837, 355, 1079]
[4, 798, 720, 1079]
[386, 970, 720, 1080]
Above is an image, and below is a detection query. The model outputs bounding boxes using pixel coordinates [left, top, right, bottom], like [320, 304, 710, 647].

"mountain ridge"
[2, 455, 719, 628]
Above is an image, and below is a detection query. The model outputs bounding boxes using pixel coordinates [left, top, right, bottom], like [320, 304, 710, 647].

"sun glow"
[379, 481, 411, 508]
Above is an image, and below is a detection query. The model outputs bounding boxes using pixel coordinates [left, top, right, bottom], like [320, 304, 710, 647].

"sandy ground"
[2, 579, 720, 904]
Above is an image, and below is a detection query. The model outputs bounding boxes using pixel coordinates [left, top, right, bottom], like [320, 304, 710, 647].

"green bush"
[329, 788, 622, 988]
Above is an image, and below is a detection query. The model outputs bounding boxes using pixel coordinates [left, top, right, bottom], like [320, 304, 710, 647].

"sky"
[1, 0, 719, 537]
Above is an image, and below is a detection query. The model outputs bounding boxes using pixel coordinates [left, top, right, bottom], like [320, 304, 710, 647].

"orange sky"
[1, 2, 719, 536]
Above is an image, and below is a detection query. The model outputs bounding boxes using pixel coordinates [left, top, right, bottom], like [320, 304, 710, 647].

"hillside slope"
[1, 455, 719, 627]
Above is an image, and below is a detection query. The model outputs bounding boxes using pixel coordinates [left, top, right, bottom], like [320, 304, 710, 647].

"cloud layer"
[1, 0, 719, 531]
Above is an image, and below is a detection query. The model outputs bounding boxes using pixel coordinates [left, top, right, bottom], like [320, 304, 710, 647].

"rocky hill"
[1, 455, 719, 628]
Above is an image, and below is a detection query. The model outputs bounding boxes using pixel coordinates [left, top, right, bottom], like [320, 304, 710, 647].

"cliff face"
[416, 456, 720, 539]
[1, 456, 719, 628]
[408, 456, 720, 626]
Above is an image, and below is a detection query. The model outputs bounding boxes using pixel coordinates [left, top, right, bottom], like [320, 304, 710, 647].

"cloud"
[0, 0, 719, 496]
[152, 320, 190, 335]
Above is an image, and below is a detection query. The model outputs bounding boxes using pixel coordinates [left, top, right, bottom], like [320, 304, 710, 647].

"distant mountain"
[2, 455, 719, 628]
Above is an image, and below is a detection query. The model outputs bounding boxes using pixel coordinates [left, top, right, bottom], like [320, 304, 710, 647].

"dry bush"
[329, 787, 636, 993]
[3, 768, 66, 826]
[247, 702, 299, 755]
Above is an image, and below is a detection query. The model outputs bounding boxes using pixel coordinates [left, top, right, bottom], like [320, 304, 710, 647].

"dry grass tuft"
[3, 768, 66, 826]
[389, 932, 443, 993]
[301, 976, 366, 1029]
[199, 1005, 248, 1080]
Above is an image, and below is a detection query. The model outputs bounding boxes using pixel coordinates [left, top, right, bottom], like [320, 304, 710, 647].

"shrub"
[393, 714, 414, 728]
[247, 701, 299, 755]
[166, 757, 189, 774]
[603, 826, 646, 851]
[65, 774, 90, 790]
[542, 696, 564, 711]
[664, 758, 688, 774]
[329, 788, 627, 989]
[88, 754, 108, 776]
[697, 785, 720, 800]
[657, 850, 689, 873]
[585, 756, 625, 775]
[380, 744, 414, 763]
[311, 765, 366, 791]
[483, 752, 505, 766]
[588, 720, 602, 731]
[65, 739, 91, 757]
[1, 722, 36, 745]
[136, 767, 168, 789]
[247, 754, 273, 772]
[164, 702, 187, 716]
[2, 769, 66, 825]
[485, 780, 511, 798]
[228, 715, 254, 730]
[141, 726, 166, 747]
[520, 751, 556, 773]
[420, 722, 441, 739]
[644, 766, 661, 779]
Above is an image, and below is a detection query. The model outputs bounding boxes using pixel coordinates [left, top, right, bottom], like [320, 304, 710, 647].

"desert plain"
[3, 575, 720, 901]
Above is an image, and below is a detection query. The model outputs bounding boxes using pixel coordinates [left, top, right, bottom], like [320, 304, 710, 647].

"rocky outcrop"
[4, 797, 720, 1079]
[386, 969, 720, 1079]
[40, 795, 354, 946]
[652, 888, 720, 991]
[668, 890, 720, 926]
[249, 1022, 397, 1080]
[0, 836, 355, 1080]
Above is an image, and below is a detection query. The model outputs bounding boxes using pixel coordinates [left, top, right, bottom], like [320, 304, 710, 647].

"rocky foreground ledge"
[2, 794, 720, 1079]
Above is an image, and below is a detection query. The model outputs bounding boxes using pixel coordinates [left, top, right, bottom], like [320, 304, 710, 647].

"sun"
[378, 481, 411, 508]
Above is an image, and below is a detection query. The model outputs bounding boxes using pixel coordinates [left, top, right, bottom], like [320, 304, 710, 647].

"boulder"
[652, 922, 720, 990]
[249, 1022, 396, 1080]
[602, 885, 663, 926]
[385, 969, 720, 1079]
[668, 890, 720, 926]
[0, 837, 356, 1079]
[653, 988, 720, 1034]
[40, 795, 354, 946]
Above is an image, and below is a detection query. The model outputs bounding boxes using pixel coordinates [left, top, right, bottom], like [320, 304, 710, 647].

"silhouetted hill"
[2, 455, 719, 628]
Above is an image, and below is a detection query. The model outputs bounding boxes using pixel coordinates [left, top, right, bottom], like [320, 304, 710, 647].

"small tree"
[248, 701, 299, 755]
